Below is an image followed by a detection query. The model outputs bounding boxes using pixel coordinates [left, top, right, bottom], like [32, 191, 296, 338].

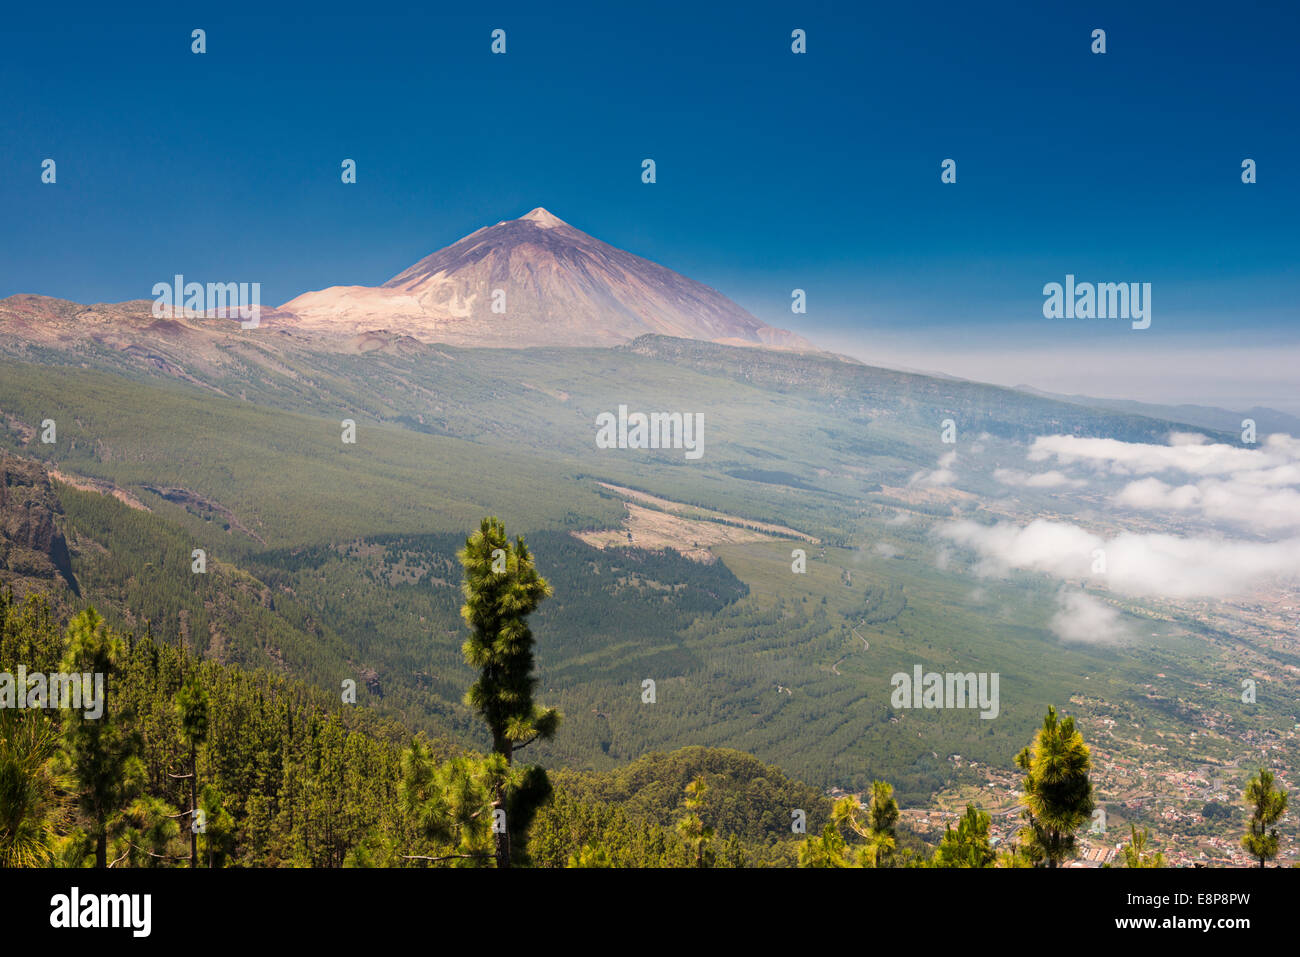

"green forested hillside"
[0, 340, 1282, 820]
[42, 476, 1097, 799]
[0, 589, 826, 868]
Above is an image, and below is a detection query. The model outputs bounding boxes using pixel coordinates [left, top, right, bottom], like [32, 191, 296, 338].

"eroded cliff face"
[0, 454, 76, 593]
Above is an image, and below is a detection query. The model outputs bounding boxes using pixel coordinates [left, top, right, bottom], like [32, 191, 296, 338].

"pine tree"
[0, 710, 69, 867]
[567, 841, 613, 867]
[833, 781, 899, 867]
[798, 821, 850, 868]
[1241, 768, 1288, 867]
[175, 673, 208, 867]
[1120, 824, 1165, 868]
[934, 804, 996, 868]
[676, 776, 714, 867]
[866, 782, 899, 838]
[1015, 705, 1095, 868]
[110, 795, 181, 867]
[0, 590, 69, 867]
[58, 608, 144, 868]
[458, 517, 561, 867]
[398, 742, 496, 867]
[996, 845, 1035, 868]
[197, 784, 236, 868]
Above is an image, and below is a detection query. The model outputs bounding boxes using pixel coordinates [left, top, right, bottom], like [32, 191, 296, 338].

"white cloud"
[1050, 589, 1134, 645]
[1014, 432, 1300, 533]
[910, 450, 956, 487]
[993, 467, 1087, 489]
[939, 518, 1300, 599]
[1114, 476, 1300, 531]
[1028, 432, 1300, 478]
[1113, 477, 1201, 510]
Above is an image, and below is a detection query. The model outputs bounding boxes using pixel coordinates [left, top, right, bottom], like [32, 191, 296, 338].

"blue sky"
[2, 1, 1296, 409]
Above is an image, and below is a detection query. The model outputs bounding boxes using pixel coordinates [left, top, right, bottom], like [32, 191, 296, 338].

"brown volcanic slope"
[0, 453, 76, 596]
[280, 207, 814, 349]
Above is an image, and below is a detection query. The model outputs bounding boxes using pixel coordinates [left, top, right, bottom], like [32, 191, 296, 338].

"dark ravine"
[0, 453, 77, 593]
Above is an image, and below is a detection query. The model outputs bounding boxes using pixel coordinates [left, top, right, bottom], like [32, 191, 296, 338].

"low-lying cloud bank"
[940, 518, 1300, 599]
[1026, 431, 1300, 532]
[1113, 476, 1300, 531]
[1028, 432, 1300, 478]
[937, 432, 1300, 642]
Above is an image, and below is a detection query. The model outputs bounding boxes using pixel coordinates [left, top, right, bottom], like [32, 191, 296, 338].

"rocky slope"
[0, 454, 76, 595]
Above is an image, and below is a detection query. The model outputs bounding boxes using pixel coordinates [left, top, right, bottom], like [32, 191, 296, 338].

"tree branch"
[136, 843, 190, 861]
[106, 843, 189, 867]
[510, 734, 539, 753]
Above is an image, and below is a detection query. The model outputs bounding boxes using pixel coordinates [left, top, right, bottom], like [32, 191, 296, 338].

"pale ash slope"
[280, 208, 814, 350]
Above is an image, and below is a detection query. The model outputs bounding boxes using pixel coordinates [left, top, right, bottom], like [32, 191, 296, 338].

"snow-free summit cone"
[279, 208, 814, 349]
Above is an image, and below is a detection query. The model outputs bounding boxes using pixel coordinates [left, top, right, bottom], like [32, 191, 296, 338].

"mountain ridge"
[1012, 384, 1300, 437]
